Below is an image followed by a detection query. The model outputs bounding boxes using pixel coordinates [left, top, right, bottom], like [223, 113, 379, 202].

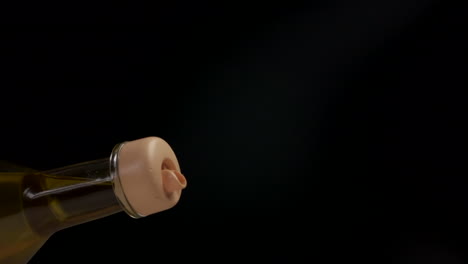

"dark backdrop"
[1, 0, 467, 263]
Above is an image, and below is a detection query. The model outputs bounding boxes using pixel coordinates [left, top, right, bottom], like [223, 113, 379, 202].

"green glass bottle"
[0, 137, 187, 264]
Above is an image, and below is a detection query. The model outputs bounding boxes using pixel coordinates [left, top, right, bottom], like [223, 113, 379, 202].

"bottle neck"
[22, 157, 123, 234]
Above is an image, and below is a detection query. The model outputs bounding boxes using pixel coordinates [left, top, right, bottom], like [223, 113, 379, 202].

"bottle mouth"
[161, 169, 187, 195]
[160, 158, 187, 195]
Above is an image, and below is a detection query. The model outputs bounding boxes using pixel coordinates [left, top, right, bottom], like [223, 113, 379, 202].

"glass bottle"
[0, 137, 187, 264]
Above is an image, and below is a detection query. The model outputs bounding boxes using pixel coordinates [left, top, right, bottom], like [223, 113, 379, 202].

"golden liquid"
[0, 171, 121, 263]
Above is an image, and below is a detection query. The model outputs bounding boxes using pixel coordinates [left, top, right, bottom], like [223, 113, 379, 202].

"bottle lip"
[110, 137, 186, 218]
[110, 142, 142, 219]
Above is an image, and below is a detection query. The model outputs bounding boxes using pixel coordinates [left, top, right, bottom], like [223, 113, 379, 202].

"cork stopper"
[117, 137, 187, 217]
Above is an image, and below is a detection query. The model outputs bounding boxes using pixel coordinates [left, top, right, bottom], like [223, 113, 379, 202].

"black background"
[1, 0, 467, 263]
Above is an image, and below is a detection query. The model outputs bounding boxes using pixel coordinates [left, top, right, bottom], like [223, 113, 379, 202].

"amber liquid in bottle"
[0, 159, 122, 264]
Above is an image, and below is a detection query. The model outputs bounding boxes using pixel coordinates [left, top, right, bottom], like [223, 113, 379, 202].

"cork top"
[116, 137, 187, 217]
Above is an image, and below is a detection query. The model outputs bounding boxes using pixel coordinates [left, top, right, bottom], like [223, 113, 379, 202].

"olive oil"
[0, 172, 45, 264]
[0, 159, 121, 264]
